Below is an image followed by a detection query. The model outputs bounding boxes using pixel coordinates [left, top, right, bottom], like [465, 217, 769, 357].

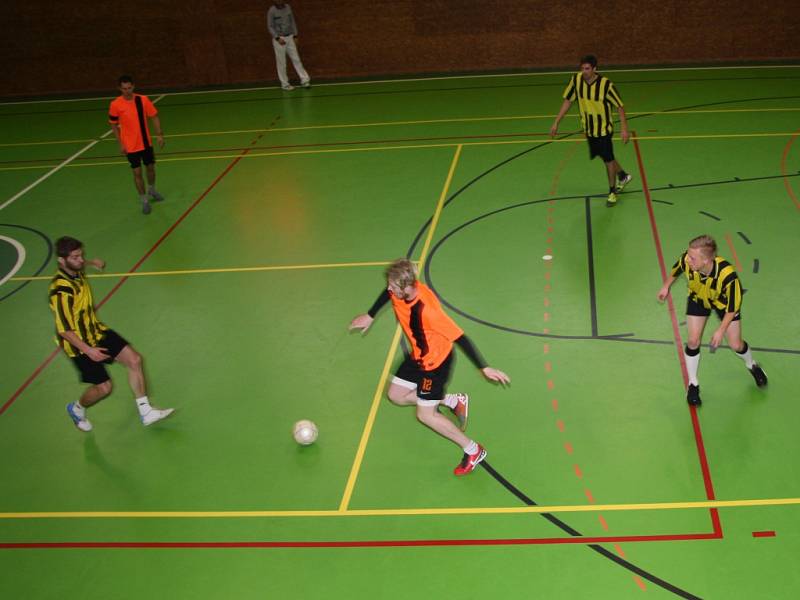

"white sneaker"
[66, 402, 93, 432]
[141, 407, 175, 426]
[301, 81, 311, 88]
[281, 84, 295, 91]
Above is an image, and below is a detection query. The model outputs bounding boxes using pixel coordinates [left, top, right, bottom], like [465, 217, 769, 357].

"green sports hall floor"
[1, 65, 799, 599]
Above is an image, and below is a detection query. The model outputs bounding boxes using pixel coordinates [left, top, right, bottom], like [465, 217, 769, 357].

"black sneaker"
[749, 364, 768, 387]
[687, 384, 701, 406]
[616, 173, 633, 193]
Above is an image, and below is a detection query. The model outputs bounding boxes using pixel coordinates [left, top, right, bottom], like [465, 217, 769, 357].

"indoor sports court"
[1, 4, 799, 599]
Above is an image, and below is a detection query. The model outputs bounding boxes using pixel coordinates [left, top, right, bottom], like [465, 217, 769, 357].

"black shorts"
[69, 329, 130, 384]
[587, 134, 615, 162]
[686, 296, 740, 322]
[392, 352, 454, 403]
[126, 147, 155, 169]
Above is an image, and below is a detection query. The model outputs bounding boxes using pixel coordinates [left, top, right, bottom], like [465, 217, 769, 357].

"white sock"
[442, 394, 459, 409]
[685, 347, 700, 386]
[463, 440, 478, 454]
[73, 401, 86, 418]
[135, 396, 152, 416]
[735, 342, 755, 369]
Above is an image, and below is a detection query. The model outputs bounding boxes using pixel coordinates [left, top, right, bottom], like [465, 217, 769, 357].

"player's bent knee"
[96, 380, 113, 397]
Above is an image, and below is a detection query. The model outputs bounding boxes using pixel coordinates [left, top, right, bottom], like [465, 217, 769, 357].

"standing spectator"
[550, 55, 632, 207]
[108, 75, 165, 215]
[267, 2, 311, 91]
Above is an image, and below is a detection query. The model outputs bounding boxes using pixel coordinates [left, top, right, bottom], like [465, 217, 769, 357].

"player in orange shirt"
[350, 258, 511, 475]
[108, 75, 165, 215]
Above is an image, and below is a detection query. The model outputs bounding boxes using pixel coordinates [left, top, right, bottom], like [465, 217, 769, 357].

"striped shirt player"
[49, 236, 174, 431]
[657, 235, 767, 406]
[550, 54, 632, 207]
[349, 259, 511, 476]
[108, 74, 165, 215]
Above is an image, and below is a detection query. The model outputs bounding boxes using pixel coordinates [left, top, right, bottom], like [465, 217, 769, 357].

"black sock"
[609, 186, 616, 194]
[618, 170, 628, 181]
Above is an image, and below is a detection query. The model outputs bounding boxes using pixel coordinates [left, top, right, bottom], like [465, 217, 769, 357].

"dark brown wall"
[1, 0, 798, 97]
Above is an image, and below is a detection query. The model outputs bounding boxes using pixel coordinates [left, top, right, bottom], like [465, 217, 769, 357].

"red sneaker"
[448, 393, 469, 431]
[454, 444, 486, 476]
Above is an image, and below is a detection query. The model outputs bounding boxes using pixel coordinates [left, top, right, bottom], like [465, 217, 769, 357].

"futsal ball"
[293, 420, 318, 446]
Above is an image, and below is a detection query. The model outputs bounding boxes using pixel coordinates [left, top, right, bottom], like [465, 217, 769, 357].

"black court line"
[481, 461, 703, 600]
[2, 77, 799, 117]
[0, 223, 52, 302]
[753, 259, 760, 274]
[699, 210, 721, 220]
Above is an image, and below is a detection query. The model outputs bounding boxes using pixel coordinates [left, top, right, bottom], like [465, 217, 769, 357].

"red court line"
[0, 128, 270, 418]
[780, 127, 800, 211]
[633, 132, 722, 538]
[0, 531, 721, 550]
[724, 233, 743, 272]
[752, 531, 776, 538]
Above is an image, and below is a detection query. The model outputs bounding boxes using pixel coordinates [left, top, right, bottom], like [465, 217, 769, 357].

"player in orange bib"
[350, 258, 511, 476]
[108, 75, 165, 215]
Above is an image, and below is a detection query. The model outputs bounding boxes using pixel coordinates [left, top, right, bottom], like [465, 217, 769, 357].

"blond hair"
[385, 258, 417, 288]
[689, 234, 717, 257]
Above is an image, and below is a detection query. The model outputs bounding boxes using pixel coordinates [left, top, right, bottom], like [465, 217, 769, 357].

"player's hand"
[88, 258, 105, 271]
[710, 329, 725, 350]
[86, 347, 110, 362]
[656, 286, 670, 302]
[482, 367, 511, 386]
[621, 129, 630, 144]
[277, 37, 286, 46]
[119, 144, 127, 156]
[349, 314, 373, 333]
[549, 123, 559, 138]
[157, 134, 165, 149]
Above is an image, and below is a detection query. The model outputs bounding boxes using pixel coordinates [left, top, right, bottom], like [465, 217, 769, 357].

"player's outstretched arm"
[482, 367, 511, 386]
[349, 314, 374, 332]
[657, 275, 677, 302]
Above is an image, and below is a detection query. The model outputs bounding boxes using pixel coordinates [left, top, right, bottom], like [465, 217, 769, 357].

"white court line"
[1, 65, 798, 106]
[0, 236, 26, 286]
[0, 95, 167, 212]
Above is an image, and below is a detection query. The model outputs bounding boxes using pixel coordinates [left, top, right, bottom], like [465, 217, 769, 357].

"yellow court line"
[2, 497, 800, 519]
[4, 107, 799, 148]
[337, 144, 463, 512]
[1, 131, 799, 173]
[9, 260, 393, 283]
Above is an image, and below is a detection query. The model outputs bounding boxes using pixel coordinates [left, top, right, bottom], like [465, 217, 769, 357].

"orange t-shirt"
[108, 94, 157, 153]
[390, 282, 463, 371]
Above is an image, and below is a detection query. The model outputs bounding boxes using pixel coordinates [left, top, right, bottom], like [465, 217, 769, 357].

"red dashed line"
[752, 531, 776, 538]
[542, 203, 642, 594]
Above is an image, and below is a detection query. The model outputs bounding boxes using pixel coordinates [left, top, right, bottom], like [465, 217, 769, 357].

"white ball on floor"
[293, 420, 318, 445]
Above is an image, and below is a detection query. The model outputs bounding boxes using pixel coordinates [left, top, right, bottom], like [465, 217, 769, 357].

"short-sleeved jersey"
[48, 269, 108, 357]
[390, 282, 463, 371]
[670, 253, 743, 313]
[108, 94, 157, 153]
[562, 73, 623, 138]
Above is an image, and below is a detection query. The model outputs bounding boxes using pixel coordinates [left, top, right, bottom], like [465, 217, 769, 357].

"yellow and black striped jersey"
[48, 268, 108, 357]
[670, 253, 743, 313]
[562, 73, 624, 138]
